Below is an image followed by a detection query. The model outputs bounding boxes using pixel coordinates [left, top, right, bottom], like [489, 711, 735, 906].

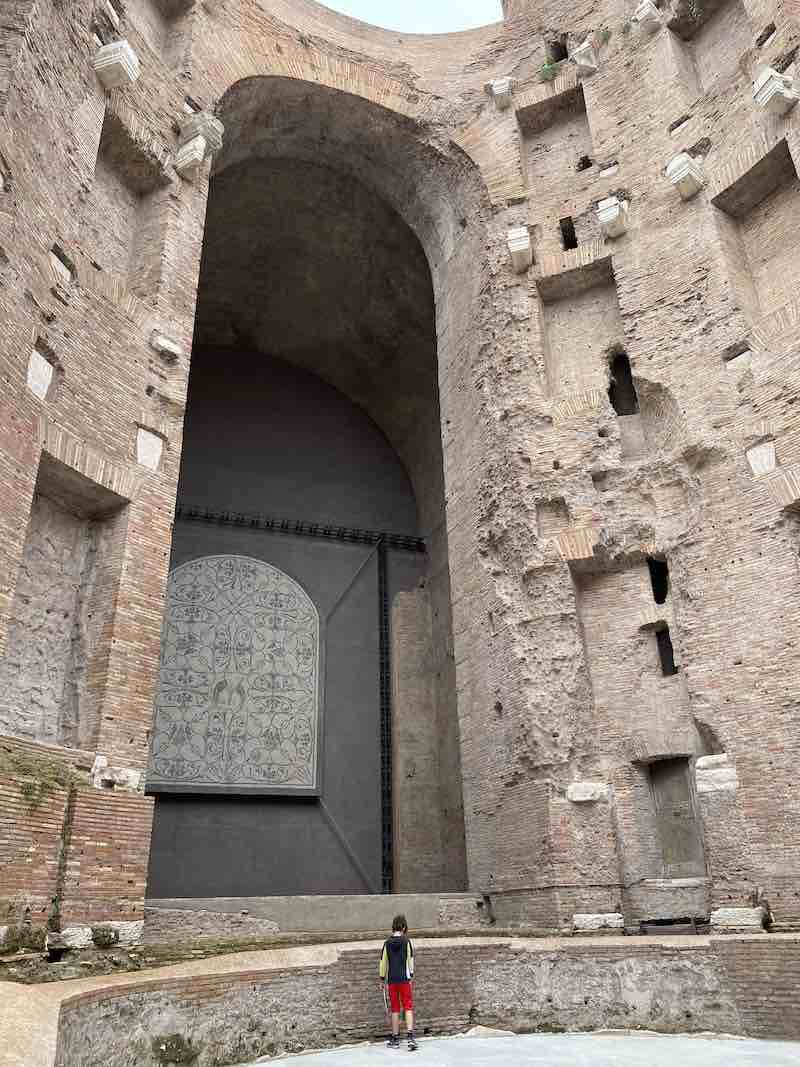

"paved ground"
[248, 1030, 800, 1066]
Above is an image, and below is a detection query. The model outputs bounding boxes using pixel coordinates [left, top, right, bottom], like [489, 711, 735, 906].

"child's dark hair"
[392, 914, 408, 933]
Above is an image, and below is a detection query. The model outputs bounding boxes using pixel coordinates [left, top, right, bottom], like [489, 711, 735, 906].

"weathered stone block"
[92, 40, 140, 90]
[174, 134, 207, 177]
[666, 153, 705, 200]
[60, 925, 94, 949]
[695, 753, 738, 794]
[710, 906, 765, 930]
[596, 196, 628, 238]
[136, 428, 164, 471]
[179, 112, 224, 156]
[488, 77, 513, 110]
[573, 912, 624, 931]
[507, 226, 532, 273]
[746, 440, 777, 476]
[149, 330, 183, 363]
[566, 781, 609, 803]
[570, 40, 598, 76]
[26, 349, 54, 400]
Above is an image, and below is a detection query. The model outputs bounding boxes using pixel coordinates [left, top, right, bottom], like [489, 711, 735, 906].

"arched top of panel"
[148, 554, 321, 797]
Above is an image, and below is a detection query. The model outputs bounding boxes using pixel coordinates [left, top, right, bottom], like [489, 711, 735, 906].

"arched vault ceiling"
[194, 155, 443, 532]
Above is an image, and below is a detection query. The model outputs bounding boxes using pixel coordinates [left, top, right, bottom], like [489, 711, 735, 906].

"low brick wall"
[51, 937, 800, 1067]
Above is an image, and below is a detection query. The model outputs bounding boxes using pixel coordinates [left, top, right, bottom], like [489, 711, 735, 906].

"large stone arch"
[153, 70, 507, 895]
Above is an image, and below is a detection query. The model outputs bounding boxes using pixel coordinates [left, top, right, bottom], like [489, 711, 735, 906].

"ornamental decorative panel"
[148, 555, 320, 794]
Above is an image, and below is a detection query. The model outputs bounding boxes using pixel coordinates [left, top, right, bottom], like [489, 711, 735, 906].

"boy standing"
[378, 914, 417, 1051]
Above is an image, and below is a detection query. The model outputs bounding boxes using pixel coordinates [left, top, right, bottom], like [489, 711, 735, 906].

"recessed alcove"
[536, 497, 569, 538]
[0, 454, 127, 750]
[125, 0, 194, 71]
[539, 257, 624, 398]
[79, 110, 170, 296]
[712, 138, 800, 322]
[523, 84, 599, 258]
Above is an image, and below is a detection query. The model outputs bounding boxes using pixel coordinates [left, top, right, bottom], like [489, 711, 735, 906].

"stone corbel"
[507, 226, 533, 273]
[596, 196, 628, 238]
[570, 39, 598, 76]
[666, 152, 705, 200]
[487, 77, 513, 110]
[633, 0, 662, 34]
[92, 40, 140, 89]
[752, 67, 799, 116]
[174, 111, 225, 178]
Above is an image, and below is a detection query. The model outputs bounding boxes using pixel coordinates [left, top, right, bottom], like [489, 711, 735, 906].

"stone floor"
[246, 1031, 800, 1066]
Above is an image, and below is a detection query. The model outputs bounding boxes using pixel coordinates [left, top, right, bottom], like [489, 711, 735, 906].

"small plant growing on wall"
[539, 60, 560, 82]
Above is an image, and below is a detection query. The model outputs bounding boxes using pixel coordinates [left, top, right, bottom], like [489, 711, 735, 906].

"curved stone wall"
[48, 937, 800, 1067]
[0, 0, 799, 942]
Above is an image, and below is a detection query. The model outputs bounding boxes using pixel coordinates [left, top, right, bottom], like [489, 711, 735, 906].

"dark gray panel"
[147, 352, 425, 898]
[176, 347, 419, 535]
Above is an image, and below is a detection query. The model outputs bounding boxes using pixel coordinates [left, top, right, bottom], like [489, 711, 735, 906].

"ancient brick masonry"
[1, 0, 800, 943]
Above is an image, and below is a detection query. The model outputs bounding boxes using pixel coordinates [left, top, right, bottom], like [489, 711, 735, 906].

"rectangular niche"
[713, 139, 800, 321]
[573, 561, 688, 744]
[0, 454, 128, 750]
[125, 0, 195, 71]
[673, 0, 752, 94]
[539, 257, 623, 398]
[523, 86, 599, 258]
[647, 757, 706, 879]
[79, 109, 170, 298]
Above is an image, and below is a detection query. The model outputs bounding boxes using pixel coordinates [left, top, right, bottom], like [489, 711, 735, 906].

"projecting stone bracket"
[569, 40, 598, 77]
[596, 196, 628, 238]
[666, 152, 705, 200]
[486, 77, 513, 110]
[93, 40, 140, 90]
[174, 111, 224, 178]
[149, 329, 183, 364]
[507, 226, 532, 273]
[91, 754, 143, 792]
[633, 0, 662, 34]
[753, 67, 799, 116]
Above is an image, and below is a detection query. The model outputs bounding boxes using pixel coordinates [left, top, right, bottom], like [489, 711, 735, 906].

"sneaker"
[386, 1036, 400, 1048]
[407, 1037, 418, 1052]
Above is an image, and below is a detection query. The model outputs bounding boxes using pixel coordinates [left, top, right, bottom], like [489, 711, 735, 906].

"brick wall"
[0, 0, 799, 935]
[54, 938, 800, 1067]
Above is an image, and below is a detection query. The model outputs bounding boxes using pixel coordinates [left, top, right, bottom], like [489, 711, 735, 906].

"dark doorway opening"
[559, 216, 578, 250]
[608, 351, 639, 415]
[655, 624, 678, 676]
[647, 557, 670, 604]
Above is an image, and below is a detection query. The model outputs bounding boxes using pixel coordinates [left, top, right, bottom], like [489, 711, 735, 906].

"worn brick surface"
[0, 0, 798, 935]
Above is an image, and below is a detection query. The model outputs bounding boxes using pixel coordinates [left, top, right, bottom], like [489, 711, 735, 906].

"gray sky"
[322, 1, 503, 34]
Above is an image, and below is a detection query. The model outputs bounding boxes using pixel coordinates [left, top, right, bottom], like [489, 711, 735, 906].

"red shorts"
[388, 981, 413, 1013]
